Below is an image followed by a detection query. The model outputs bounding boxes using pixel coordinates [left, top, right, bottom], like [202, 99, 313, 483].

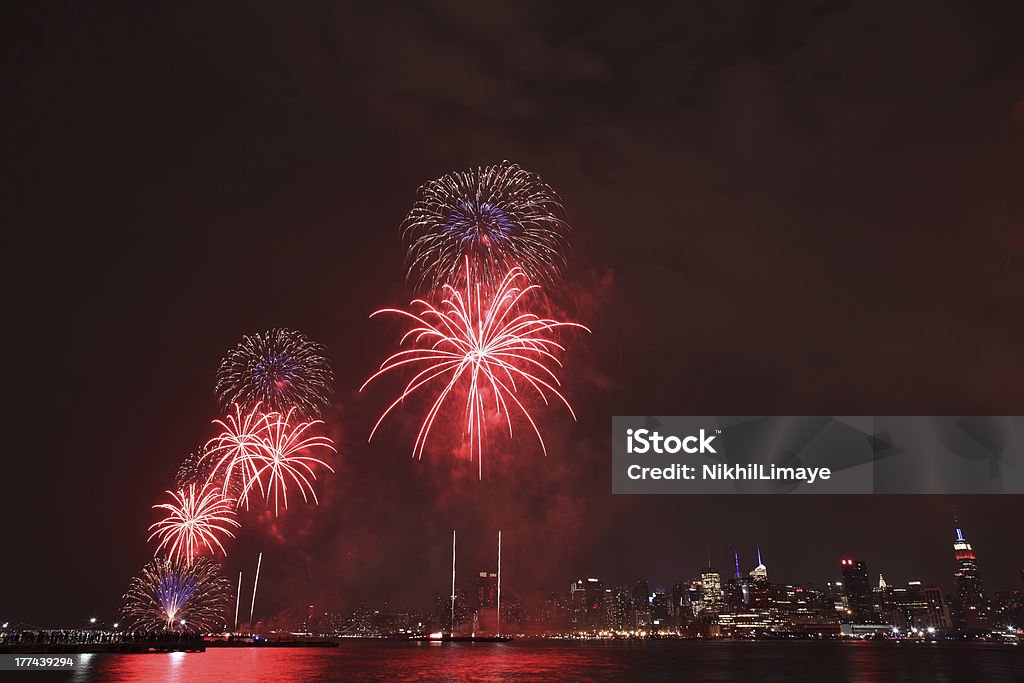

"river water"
[55, 639, 1024, 682]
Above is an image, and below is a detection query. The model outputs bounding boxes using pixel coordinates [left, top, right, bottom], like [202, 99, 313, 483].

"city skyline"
[221, 516, 1022, 639]
[4, 508, 1021, 632]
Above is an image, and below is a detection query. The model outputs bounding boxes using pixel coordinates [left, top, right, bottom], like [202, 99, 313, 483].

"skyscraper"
[923, 585, 953, 632]
[749, 546, 768, 583]
[701, 569, 722, 611]
[841, 559, 872, 622]
[953, 524, 985, 608]
[952, 519, 988, 629]
[570, 578, 605, 631]
[477, 571, 498, 609]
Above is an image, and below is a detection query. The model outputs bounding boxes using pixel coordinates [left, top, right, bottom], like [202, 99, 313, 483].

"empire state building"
[952, 521, 988, 629]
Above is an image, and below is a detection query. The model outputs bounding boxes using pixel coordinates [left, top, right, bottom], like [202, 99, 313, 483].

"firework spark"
[121, 557, 231, 632]
[206, 403, 335, 515]
[148, 482, 240, 563]
[175, 445, 216, 490]
[177, 444, 246, 503]
[216, 328, 335, 419]
[362, 261, 588, 478]
[205, 403, 272, 509]
[403, 161, 570, 294]
[241, 408, 336, 516]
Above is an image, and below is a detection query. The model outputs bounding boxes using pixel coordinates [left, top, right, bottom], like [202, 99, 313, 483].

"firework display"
[121, 557, 232, 632]
[177, 444, 244, 501]
[216, 328, 335, 419]
[148, 482, 240, 563]
[174, 445, 217, 489]
[241, 407, 336, 516]
[118, 326, 336, 633]
[403, 161, 570, 295]
[205, 402, 274, 508]
[363, 260, 588, 477]
[113, 159, 580, 635]
[205, 403, 335, 514]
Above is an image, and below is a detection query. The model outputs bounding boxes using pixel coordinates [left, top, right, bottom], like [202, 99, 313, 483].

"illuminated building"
[632, 580, 651, 628]
[840, 558, 873, 622]
[701, 569, 722, 612]
[749, 546, 768, 583]
[570, 578, 604, 631]
[923, 585, 953, 632]
[953, 524, 985, 608]
[650, 591, 670, 629]
[477, 571, 498, 608]
[952, 520, 989, 629]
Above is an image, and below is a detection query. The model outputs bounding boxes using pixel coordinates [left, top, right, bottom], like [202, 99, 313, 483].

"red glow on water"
[67, 640, 1024, 682]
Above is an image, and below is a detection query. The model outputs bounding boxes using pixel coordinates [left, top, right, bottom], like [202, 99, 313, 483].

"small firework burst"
[175, 445, 217, 490]
[241, 408, 336, 516]
[206, 403, 335, 515]
[148, 482, 240, 562]
[403, 161, 570, 294]
[216, 328, 334, 419]
[120, 557, 231, 632]
[205, 403, 273, 508]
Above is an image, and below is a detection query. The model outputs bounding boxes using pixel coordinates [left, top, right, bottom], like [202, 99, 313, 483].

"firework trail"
[403, 161, 570, 295]
[148, 482, 241, 563]
[216, 328, 335, 419]
[362, 260, 588, 477]
[241, 408, 336, 516]
[121, 557, 231, 632]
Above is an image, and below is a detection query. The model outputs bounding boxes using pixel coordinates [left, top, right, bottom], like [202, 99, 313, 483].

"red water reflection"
[73, 642, 622, 682]
[70, 640, 1024, 683]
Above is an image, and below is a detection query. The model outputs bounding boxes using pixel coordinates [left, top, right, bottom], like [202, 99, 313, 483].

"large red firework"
[362, 261, 588, 477]
[148, 482, 240, 563]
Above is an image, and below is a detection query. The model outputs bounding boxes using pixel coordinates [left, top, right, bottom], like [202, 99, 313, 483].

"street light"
[89, 618, 97, 625]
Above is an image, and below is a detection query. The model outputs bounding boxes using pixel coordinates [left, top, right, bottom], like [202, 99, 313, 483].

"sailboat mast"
[496, 530, 502, 636]
[450, 530, 457, 637]
[234, 571, 242, 632]
[250, 552, 262, 631]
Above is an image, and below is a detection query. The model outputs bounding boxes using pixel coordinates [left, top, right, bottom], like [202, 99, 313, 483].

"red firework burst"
[361, 260, 588, 477]
[204, 402, 271, 509]
[148, 482, 240, 563]
[240, 407, 336, 516]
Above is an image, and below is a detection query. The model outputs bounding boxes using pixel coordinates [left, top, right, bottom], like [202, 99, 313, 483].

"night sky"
[4, 2, 1023, 627]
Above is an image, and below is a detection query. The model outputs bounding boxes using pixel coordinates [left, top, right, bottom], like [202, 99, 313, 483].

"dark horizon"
[3, 1, 1023, 627]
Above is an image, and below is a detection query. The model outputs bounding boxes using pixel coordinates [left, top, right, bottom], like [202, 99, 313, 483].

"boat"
[412, 632, 513, 643]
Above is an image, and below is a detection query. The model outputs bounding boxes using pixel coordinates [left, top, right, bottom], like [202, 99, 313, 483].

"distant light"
[90, 618, 97, 624]
[113, 623, 119, 629]
[927, 627, 936, 634]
